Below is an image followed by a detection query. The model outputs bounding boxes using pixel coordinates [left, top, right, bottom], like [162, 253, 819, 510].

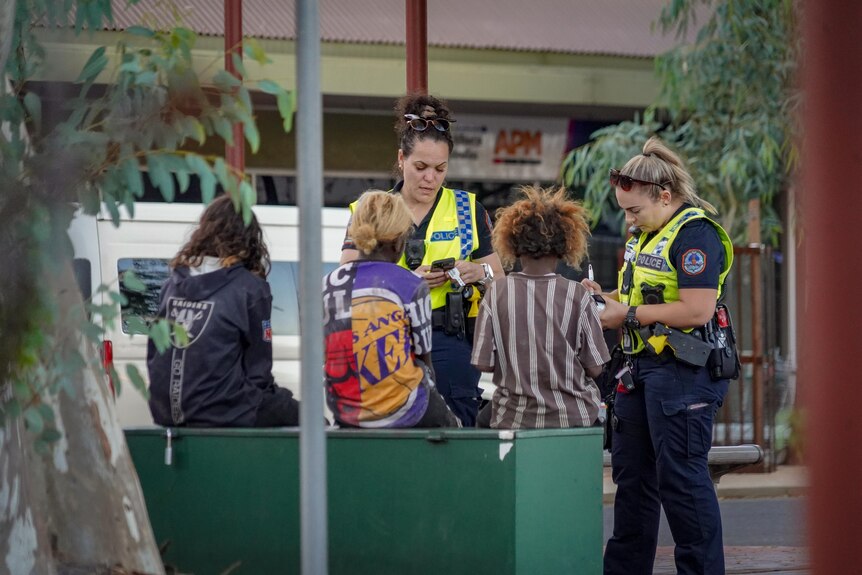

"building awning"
[86, 0, 689, 59]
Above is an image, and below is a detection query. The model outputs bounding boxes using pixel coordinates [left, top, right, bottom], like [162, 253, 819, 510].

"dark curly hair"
[395, 93, 455, 156]
[492, 185, 590, 270]
[171, 194, 271, 278]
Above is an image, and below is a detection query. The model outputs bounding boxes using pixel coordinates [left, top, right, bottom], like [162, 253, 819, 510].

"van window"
[269, 261, 339, 335]
[117, 258, 338, 336]
[118, 258, 171, 333]
[73, 258, 92, 300]
[256, 175, 396, 207]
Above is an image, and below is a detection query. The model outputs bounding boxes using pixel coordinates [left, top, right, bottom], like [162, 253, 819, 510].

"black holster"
[444, 291, 466, 338]
[596, 345, 626, 451]
[705, 304, 741, 380]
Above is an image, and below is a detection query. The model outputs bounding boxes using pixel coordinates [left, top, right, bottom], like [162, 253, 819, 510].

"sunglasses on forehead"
[609, 168, 670, 191]
[404, 113, 454, 132]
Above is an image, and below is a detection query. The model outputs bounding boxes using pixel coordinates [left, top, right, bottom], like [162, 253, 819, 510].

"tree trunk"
[0, 268, 164, 575]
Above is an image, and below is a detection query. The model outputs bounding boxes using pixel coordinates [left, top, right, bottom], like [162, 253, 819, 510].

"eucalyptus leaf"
[126, 25, 155, 38]
[277, 89, 295, 133]
[149, 319, 172, 353]
[243, 119, 260, 154]
[76, 46, 108, 84]
[122, 270, 147, 294]
[23, 92, 41, 132]
[244, 38, 270, 65]
[121, 157, 143, 198]
[24, 407, 44, 435]
[147, 154, 175, 202]
[125, 316, 149, 336]
[126, 364, 149, 398]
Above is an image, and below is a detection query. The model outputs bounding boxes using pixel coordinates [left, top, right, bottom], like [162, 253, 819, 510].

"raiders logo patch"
[167, 298, 214, 348]
[682, 249, 707, 275]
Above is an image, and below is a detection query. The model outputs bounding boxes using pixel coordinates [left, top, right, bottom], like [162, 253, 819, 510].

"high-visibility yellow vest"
[349, 187, 482, 314]
[617, 207, 733, 353]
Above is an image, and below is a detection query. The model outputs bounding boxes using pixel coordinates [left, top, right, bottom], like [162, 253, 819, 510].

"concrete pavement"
[603, 465, 808, 503]
[603, 465, 809, 574]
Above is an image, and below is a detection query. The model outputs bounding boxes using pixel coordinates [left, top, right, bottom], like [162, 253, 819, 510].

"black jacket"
[147, 264, 275, 426]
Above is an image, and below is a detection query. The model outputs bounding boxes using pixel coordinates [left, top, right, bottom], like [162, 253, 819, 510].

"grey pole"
[296, 0, 327, 573]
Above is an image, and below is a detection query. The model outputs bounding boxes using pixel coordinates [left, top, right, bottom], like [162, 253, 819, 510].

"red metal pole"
[800, 2, 862, 574]
[225, 0, 244, 172]
[405, 0, 427, 94]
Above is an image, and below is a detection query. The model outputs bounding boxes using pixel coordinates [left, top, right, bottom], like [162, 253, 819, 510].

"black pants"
[476, 401, 493, 428]
[430, 329, 481, 426]
[414, 386, 462, 428]
[254, 386, 300, 427]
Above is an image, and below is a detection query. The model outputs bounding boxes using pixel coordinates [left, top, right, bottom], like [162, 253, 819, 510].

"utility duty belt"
[431, 293, 479, 340]
[635, 304, 741, 381]
[431, 292, 474, 339]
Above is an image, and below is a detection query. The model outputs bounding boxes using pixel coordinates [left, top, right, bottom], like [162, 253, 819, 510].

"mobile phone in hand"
[591, 294, 606, 312]
[430, 257, 456, 271]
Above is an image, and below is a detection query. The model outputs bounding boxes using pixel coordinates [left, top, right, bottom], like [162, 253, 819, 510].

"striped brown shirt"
[471, 273, 610, 429]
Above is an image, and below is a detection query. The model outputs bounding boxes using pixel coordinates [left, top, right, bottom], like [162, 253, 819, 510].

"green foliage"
[560, 0, 799, 243]
[0, 0, 295, 446]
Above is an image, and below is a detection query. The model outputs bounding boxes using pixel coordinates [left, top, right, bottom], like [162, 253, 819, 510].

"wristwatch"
[624, 305, 640, 330]
[479, 262, 494, 285]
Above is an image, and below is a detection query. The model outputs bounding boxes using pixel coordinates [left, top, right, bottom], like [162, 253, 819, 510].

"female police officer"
[582, 137, 733, 575]
[341, 94, 503, 426]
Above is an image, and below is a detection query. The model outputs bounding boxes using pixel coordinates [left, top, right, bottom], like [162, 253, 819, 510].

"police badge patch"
[682, 249, 707, 275]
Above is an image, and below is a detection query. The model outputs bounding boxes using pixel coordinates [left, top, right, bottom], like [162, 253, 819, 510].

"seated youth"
[323, 190, 460, 428]
[147, 195, 300, 427]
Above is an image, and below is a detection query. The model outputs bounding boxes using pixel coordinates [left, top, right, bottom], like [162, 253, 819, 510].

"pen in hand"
[587, 263, 606, 311]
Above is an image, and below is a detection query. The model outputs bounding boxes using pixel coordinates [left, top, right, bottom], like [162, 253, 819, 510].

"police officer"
[341, 94, 503, 426]
[582, 137, 734, 575]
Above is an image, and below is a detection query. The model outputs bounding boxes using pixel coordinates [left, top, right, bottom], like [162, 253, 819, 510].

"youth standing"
[341, 94, 504, 426]
[471, 185, 609, 429]
[583, 137, 734, 575]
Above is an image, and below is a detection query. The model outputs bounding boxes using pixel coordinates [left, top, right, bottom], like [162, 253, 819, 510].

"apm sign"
[449, 115, 569, 181]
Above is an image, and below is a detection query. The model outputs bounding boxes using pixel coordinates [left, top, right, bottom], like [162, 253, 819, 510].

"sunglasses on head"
[609, 168, 670, 191]
[404, 114, 454, 132]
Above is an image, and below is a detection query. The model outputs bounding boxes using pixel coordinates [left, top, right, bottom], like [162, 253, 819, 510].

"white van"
[69, 202, 350, 426]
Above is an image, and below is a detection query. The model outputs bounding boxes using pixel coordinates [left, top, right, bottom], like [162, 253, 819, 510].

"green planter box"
[125, 427, 603, 575]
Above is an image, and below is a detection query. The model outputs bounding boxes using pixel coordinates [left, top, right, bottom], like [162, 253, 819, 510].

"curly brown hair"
[171, 194, 271, 278]
[492, 185, 590, 270]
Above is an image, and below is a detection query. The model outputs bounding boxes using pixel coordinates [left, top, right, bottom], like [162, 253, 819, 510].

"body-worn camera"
[404, 239, 426, 270]
[640, 283, 666, 305]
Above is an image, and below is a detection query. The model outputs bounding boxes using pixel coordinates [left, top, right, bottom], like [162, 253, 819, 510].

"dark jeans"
[476, 401, 492, 428]
[604, 354, 729, 575]
[431, 329, 481, 426]
[414, 386, 462, 428]
[255, 386, 300, 427]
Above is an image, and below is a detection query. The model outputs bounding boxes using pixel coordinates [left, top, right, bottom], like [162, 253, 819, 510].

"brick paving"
[653, 546, 808, 574]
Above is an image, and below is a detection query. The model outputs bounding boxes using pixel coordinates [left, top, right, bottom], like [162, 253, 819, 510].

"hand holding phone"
[430, 257, 456, 271]
[591, 294, 606, 312]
